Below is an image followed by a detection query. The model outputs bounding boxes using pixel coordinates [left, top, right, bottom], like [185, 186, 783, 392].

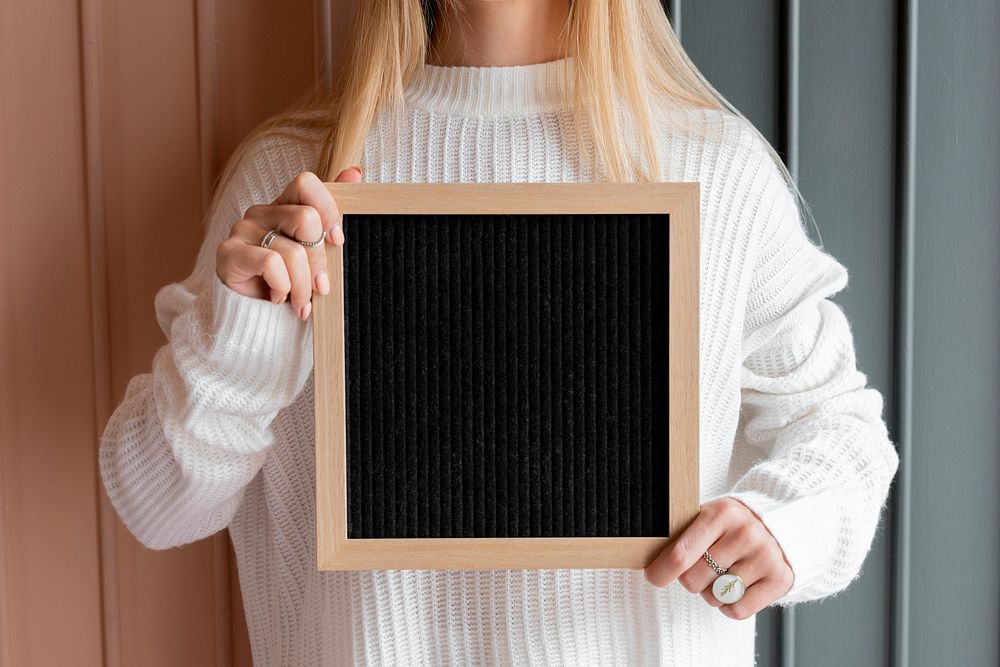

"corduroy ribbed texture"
[99, 56, 899, 666]
[343, 213, 670, 540]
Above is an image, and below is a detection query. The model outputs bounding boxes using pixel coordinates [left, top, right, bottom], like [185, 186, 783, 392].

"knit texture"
[99, 56, 900, 666]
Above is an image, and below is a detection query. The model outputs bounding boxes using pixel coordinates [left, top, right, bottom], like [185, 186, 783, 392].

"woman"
[99, 0, 900, 664]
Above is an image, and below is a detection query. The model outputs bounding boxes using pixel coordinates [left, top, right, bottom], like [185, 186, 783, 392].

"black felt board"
[342, 213, 670, 539]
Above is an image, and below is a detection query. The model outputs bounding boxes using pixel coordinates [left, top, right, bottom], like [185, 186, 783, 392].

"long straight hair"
[207, 0, 818, 240]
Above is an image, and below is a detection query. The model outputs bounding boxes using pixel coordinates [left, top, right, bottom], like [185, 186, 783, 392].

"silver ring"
[712, 573, 746, 604]
[259, 228, 281, 249]
[704, 551, 728, 576]
[292, 228, 326, 248]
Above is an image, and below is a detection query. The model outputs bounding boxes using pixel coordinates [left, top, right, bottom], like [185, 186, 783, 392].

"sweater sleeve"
[98, 136, 314, 550]
[716, 152, 900, 606]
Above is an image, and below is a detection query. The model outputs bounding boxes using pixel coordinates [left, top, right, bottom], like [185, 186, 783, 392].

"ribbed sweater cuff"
[721, 488, 840, 606]
[209, 271, 310, 384]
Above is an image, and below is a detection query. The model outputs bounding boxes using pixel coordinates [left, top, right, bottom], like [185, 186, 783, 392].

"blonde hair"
[207, 0, 819, 241]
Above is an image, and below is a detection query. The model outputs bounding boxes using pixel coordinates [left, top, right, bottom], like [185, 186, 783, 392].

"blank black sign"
[342, 213, 670, 539]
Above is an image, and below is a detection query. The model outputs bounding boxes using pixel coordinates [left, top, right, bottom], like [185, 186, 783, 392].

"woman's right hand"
[215, 166, 363, 321]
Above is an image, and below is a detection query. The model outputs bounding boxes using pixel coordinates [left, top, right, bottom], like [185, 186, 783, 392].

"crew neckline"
[404, 56, 575, 117]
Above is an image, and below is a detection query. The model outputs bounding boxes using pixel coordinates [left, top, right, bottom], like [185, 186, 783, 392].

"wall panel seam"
[778, 1, 800, 664]
[890, 1, 917, 665]
[314, 0, 333, 86]
[0, 324, 11, 666]
[668, 0, 682, 41]
[196, 0, 220, 210]
[78, 0, 123, 664]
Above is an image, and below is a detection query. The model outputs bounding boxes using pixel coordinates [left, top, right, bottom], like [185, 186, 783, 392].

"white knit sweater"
[99, 57, 899, 666]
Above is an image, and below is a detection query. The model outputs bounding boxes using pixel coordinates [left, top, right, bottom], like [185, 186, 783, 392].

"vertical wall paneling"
[1, 4, 13, 661]
[909, 0, 999, 664]
[679, 2, 1000, 666]
[0, 396, 8, 667]
[0, 186, 9, 667]
[795, 2, 898, 665]
[1, 1, 16, 661]
[212, 536, 233, 666]
[196, 0, 220, 209]
[682, 1, 782, 145]
[2, 0, 107, 662]
[668, 0, 682, 40]
[777, 0, 799, 661]
[890, 2, 917, 665]
[79, 0, 124, 662]
[0, 0, 107, 661]
[213, 0, 316, 159]
[0, 0, 313, 664]
[314, 0, 333, 84]
[101, 0, 222, 662]
[229, 539, 254, 665]
[781, 0, 799, 180]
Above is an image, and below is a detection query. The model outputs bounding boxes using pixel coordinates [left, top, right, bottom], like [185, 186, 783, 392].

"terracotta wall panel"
[100, 0, 228, 663]
[215, 0, 317, 162]
[1, 0, 317, 664]
[0, 0, 105, 664]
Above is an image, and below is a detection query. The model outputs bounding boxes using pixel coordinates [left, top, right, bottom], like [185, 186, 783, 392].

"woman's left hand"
[643, 497, 795, 620]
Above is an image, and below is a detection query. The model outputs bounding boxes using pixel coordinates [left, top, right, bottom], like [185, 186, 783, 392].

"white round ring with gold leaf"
[712, 573, 746, 604]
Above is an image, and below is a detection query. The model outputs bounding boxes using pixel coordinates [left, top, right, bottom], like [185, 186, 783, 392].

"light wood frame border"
[313, 183, 700, 571]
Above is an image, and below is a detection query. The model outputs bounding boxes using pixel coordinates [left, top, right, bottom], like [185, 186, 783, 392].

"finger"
[243, 203, 321, 237]
[696, 553, 773, 612]
[216, 238, 291, 304]
[718, 554, 772, 592]
[645, 504, 731, 587]
[334, 165, 363, 183]
[230, 216, 271, 244]
[326, 166, 363, 245]
[266, 234, 314, 320]
[700, 587, 724, 608]
[274, 170, 352, 247]
[677, 518, 772, 595]
[241, 204, 329, 296]
[257, 248, 293, 304]
[677, 534, 741, 595]
[719, 574, 793, 621]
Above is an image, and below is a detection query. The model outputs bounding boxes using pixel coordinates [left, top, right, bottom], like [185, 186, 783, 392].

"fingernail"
[300, 301, 312, 320]
[351, 164, 363, 177]
[316, 269, 330, 295]
[333, 224, 345, 246]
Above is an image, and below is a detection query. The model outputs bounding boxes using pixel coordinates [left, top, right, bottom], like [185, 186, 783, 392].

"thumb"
[334, 165, 363, 183]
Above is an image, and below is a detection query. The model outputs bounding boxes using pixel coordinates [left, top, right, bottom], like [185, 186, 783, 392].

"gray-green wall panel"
[673, 0, 1000, 665]
[793, 2, 897, 664]
[909, 1, 1000, 665]
[683, 0, 782, 146]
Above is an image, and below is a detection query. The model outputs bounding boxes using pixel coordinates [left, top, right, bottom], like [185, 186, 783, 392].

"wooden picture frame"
[313, 183, 700, 571]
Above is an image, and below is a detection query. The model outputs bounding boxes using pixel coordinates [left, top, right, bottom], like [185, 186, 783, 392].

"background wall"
[0, 0, 335, 664]
[675, 1, 1000, 665]
[0, 1, 996, 665]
